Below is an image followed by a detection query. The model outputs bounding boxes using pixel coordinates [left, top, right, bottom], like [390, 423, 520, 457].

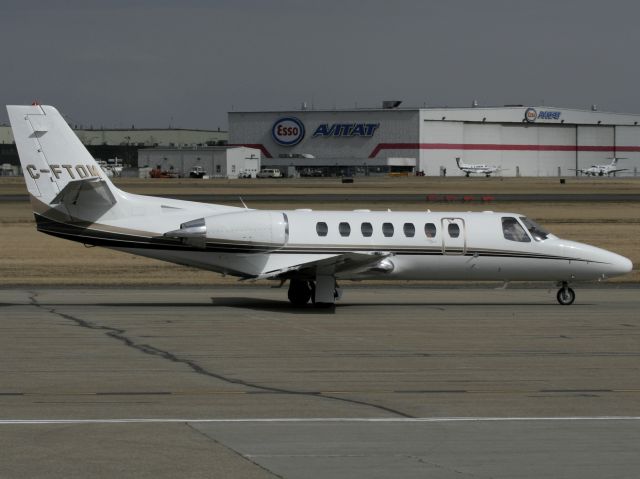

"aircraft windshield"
[519, 216, 549, 241]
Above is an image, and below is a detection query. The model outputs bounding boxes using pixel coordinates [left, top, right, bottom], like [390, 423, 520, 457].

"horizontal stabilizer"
[50, 178, 116, 207]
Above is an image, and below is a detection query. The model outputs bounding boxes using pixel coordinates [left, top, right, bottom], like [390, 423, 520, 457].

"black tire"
[556, 287, 576, 305]
[288, 280, 312, 306]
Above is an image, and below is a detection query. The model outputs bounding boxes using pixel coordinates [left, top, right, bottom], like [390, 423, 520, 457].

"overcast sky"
[2, 0, 639, 130]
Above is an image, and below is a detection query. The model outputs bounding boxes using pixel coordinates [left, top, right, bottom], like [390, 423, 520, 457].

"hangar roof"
[230, 105, 640, 126]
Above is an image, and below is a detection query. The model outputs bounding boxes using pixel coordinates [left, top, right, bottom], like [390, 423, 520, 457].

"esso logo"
[272, 117, 305, 146]
[524, 108, 538, 122]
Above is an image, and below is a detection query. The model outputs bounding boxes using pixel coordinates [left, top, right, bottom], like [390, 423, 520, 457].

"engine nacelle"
[165, 211, 289, 252]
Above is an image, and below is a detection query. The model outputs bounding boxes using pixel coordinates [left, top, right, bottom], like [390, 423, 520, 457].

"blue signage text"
[313, 123, 380, 137]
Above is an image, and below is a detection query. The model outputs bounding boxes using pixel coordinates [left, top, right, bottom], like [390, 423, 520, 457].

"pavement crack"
[186, 423, 284, 479]
[27, 293, 413, 418]
[407, 454, 490, 478]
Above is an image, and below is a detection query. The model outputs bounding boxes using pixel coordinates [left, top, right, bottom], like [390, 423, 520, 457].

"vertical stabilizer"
[7, 105, 115, 205]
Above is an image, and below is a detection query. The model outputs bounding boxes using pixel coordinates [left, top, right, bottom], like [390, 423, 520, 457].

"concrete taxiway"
[0, 286, 639, 478]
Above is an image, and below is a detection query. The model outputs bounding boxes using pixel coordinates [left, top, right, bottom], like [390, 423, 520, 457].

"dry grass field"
[0, 177, 638, 285]
[2, 175, 640, 196]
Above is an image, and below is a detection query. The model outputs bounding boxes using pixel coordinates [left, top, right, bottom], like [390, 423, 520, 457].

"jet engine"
[164, 210, 289, 252]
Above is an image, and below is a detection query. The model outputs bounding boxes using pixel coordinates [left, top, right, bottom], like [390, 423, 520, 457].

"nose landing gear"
[556, 282, 576, 305]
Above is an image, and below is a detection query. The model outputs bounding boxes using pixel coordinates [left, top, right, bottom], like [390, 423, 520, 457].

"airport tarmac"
[1, 286, 639, 478]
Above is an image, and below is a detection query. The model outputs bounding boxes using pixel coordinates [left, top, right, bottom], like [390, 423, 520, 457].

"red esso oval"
[272, 117, 305, 146]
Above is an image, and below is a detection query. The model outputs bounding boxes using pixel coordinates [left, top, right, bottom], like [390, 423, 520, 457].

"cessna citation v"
[8, 105, 633, 306]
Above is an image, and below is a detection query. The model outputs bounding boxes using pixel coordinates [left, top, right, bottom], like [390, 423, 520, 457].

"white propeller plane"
[7, 105, 633, 306]
[571, 157, 629, 177]
[455, 157, 501, 177]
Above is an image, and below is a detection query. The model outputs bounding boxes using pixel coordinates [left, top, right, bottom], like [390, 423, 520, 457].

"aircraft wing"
[608, 168, 628, 174]
[247, 251, 393, 280]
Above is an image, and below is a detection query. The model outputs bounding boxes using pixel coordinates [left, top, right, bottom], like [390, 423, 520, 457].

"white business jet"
[571, 157, 629, 177]
[8, 105, 633, 306]
[455, 157, 501, 177]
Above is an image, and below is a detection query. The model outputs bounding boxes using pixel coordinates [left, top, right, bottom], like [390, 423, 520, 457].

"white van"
[257, 168, 282, 178]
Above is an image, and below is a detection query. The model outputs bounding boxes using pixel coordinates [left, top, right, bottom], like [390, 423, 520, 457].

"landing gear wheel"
[288, 279, 312, 306]
[556, 286, 575, 305]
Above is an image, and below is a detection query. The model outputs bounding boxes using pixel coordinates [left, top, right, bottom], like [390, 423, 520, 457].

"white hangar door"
[577, 126, 614, 172]
[615, 127, 640, 174]
[461, 124, 501, 168]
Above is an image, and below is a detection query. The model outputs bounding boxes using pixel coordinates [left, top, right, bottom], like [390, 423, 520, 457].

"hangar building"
[137, 146, 261, 179]
[229, 105, 640, 176]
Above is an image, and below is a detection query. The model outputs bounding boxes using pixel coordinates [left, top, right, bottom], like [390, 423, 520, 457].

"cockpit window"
[519, 216, 549, 241]
[502, 217, 531, 242]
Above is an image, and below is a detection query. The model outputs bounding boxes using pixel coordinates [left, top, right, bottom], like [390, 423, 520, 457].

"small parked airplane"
[455, 157, 501, 177]
[8, 105, 633, 306]
[571, 157, 629, 177]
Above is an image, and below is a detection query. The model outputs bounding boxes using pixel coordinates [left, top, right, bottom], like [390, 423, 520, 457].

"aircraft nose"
[604, 251, 633, 277]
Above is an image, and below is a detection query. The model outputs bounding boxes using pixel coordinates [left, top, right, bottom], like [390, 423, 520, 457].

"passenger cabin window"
[339, 222, 351, 237]
[424, 223, 436, 238]
[403, 223, 415, 237]
[448, 223, 460, 238]
[316, 222, 328, 237]
[382, 222, 394, 237]
[502, 217, 531, 242]
[361, 222, 373, 237]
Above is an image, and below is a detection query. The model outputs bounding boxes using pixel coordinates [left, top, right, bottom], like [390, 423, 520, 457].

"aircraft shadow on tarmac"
[207, 297, 586, 313]
[15, 299, 593, 313]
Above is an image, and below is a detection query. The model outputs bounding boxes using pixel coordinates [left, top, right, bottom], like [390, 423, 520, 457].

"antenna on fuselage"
[239, 197, 248, 209]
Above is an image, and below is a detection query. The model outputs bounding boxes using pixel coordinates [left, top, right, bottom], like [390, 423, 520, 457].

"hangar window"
[448, 223, 460, 238]
[403, 223, 415, 237]
[502, 217, 531, 242]
[339, 222, 351, 237]
[361, 222, 373, 237]
[316, 222, 328, 237]
[382, 222, 394, 237]
[424, 223, 437, 238]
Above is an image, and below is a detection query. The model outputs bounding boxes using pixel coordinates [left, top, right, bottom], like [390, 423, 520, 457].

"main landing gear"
[556, 281, 576, 305]
[287, 279, 313, 306]
[287, 278, 340, 307]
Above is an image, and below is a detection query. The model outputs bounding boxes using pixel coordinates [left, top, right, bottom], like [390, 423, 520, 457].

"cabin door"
[441, 217, 466, 255]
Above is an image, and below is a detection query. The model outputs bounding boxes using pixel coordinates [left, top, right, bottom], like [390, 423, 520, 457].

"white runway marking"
[1, 416, 640, 425]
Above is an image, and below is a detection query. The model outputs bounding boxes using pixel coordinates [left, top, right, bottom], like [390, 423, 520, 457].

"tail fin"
[7, 104, 120, 220]
[7, 105, 115, 200]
